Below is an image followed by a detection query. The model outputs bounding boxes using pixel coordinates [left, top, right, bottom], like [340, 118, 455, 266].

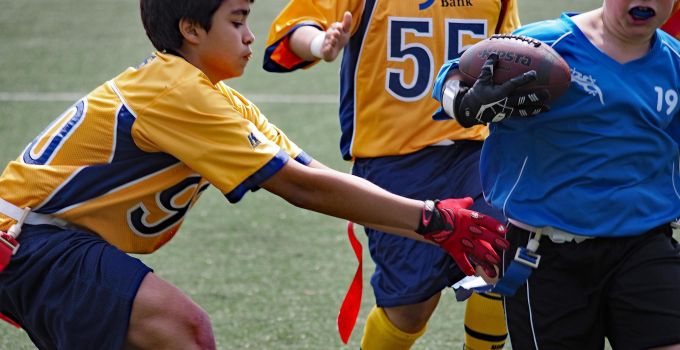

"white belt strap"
[0, 198, 68, 227]
[509, 219, 593, 244]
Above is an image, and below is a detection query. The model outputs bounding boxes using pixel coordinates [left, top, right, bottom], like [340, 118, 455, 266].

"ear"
[179, 18, 201, 45]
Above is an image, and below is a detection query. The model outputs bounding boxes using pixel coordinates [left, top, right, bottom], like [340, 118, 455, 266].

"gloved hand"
[448, 53, 550, 127]
[416, 197, 508, 277]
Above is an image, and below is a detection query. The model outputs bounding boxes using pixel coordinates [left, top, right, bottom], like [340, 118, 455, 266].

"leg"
[606, 226, 680, 350]
[464, 292, 507, 350]
[503, 225, 606, 350]
[124, 273, 215, 350]
[359, 228, 456, 350]
[383, 292, 441, 333]
[354, 144, 507, 350]
[0, 226, 154, 349]
[361, 295, 439, 350]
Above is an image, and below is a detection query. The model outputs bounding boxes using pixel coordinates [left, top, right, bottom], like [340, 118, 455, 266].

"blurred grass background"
[1, 1, 606, 349]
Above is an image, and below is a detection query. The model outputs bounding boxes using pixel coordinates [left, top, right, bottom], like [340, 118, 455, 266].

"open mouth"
[629, 6, 656, 20]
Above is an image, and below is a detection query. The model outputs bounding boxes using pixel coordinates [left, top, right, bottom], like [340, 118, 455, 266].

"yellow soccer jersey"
[264, 0, 519, 160]
[0, 52, 310, 253]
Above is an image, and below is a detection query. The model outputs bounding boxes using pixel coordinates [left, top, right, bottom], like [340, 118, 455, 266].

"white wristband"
[442, 79, 463, 119]
[309, 31, 326, 59]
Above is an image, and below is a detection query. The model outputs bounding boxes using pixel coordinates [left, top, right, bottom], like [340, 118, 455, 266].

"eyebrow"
[231, 9, 250, 17]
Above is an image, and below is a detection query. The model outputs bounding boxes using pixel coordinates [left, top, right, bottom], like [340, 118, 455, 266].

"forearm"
[440, 69, 465, 118]
[357, 222, 429, 242]
[293, 169, 421, 231]
[432, 60, 462, 120]
[262, 162, 423, 239]
[432, 60, 462, 104]
[289, 25, 323, 62]
[305, 158, 331, 170]
[305, 159, 426, 240]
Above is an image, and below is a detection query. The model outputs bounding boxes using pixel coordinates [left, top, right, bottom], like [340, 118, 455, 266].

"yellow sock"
[464, 292, 507, 350]
[360, 306, 427, 350]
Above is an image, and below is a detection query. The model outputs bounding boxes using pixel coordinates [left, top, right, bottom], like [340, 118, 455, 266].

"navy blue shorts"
[504, 224, 680, 350]
[352, 142, 504, 307]
[0, 224, 152, 349]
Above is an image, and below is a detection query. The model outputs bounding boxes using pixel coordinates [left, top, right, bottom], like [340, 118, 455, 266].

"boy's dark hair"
[140, 0, 254, 52]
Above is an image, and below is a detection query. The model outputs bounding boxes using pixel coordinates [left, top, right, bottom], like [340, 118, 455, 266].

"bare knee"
[124, 273, 215, 350]
[383, 292, 441, 333]
[175, 306, 214, 349]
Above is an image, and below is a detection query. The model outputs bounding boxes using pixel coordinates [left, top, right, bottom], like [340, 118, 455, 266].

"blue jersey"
[434, 13, 680, 237]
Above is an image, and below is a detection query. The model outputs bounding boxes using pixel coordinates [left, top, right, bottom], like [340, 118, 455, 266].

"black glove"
[445, 53, 550, 128]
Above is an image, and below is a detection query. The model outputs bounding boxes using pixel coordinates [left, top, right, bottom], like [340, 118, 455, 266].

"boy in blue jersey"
[432, 0, 680, 348]
[0, 0, 510, 349]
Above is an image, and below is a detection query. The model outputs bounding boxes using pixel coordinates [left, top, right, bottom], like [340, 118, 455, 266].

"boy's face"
[604, 0, 676, 39]
[194, 0, 255, 82]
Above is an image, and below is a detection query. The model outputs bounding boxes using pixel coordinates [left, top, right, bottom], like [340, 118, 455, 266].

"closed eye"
[231, 8, 249, 28]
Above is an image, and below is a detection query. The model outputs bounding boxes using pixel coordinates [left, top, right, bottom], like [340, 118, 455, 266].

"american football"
[458, 34, 571, 100]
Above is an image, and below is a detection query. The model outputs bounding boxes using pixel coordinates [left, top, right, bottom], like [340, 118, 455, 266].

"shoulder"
[512, 13, 573, 45]
[215, 82, 260, 115]
[658, 30, 680, 58]
[657, 31, 680, 87]
[145, 54, 236, 110]
[117, 52, 217, 105]
[116, 55, 246, 125]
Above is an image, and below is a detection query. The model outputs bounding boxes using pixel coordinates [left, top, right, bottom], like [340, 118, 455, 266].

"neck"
[573, 9, 654, 64]
[172, 46, 223, 84]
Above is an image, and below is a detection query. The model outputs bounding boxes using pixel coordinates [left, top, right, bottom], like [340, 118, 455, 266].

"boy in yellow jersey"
[0, 0, 509, 349]
[263, 1, 547, 349]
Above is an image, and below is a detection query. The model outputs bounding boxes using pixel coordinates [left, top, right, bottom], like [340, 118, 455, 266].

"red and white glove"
[416, 197, 509, 277]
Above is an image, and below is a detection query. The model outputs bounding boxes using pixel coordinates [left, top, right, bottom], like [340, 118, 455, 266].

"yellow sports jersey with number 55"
[265, 0, 519, 160]
[0, 52, 309, 253]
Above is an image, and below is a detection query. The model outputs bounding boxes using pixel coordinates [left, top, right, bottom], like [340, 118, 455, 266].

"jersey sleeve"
[132, 79, 290, 203]
[495, 0, 520, 34]
[431, 59, 461, 121]
[511, 15, 571, 45]
[263, 0, 364, 72]
[218, 83, 312, 165]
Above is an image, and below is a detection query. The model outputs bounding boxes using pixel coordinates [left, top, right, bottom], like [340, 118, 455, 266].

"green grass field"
[1, 1, 606, 349]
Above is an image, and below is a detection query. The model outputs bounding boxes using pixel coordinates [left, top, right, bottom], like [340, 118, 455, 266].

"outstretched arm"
[261, 159, 508, 276]
[303, 159, 427, 238]
[262, 157, 422, 239]
[289, 11, 352, 62]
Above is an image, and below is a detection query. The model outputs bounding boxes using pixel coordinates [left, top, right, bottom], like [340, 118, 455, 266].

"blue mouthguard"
[629, 7, 655, 20]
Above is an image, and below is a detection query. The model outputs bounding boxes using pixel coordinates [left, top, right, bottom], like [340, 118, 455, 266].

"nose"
[244, 25, 255, 45]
